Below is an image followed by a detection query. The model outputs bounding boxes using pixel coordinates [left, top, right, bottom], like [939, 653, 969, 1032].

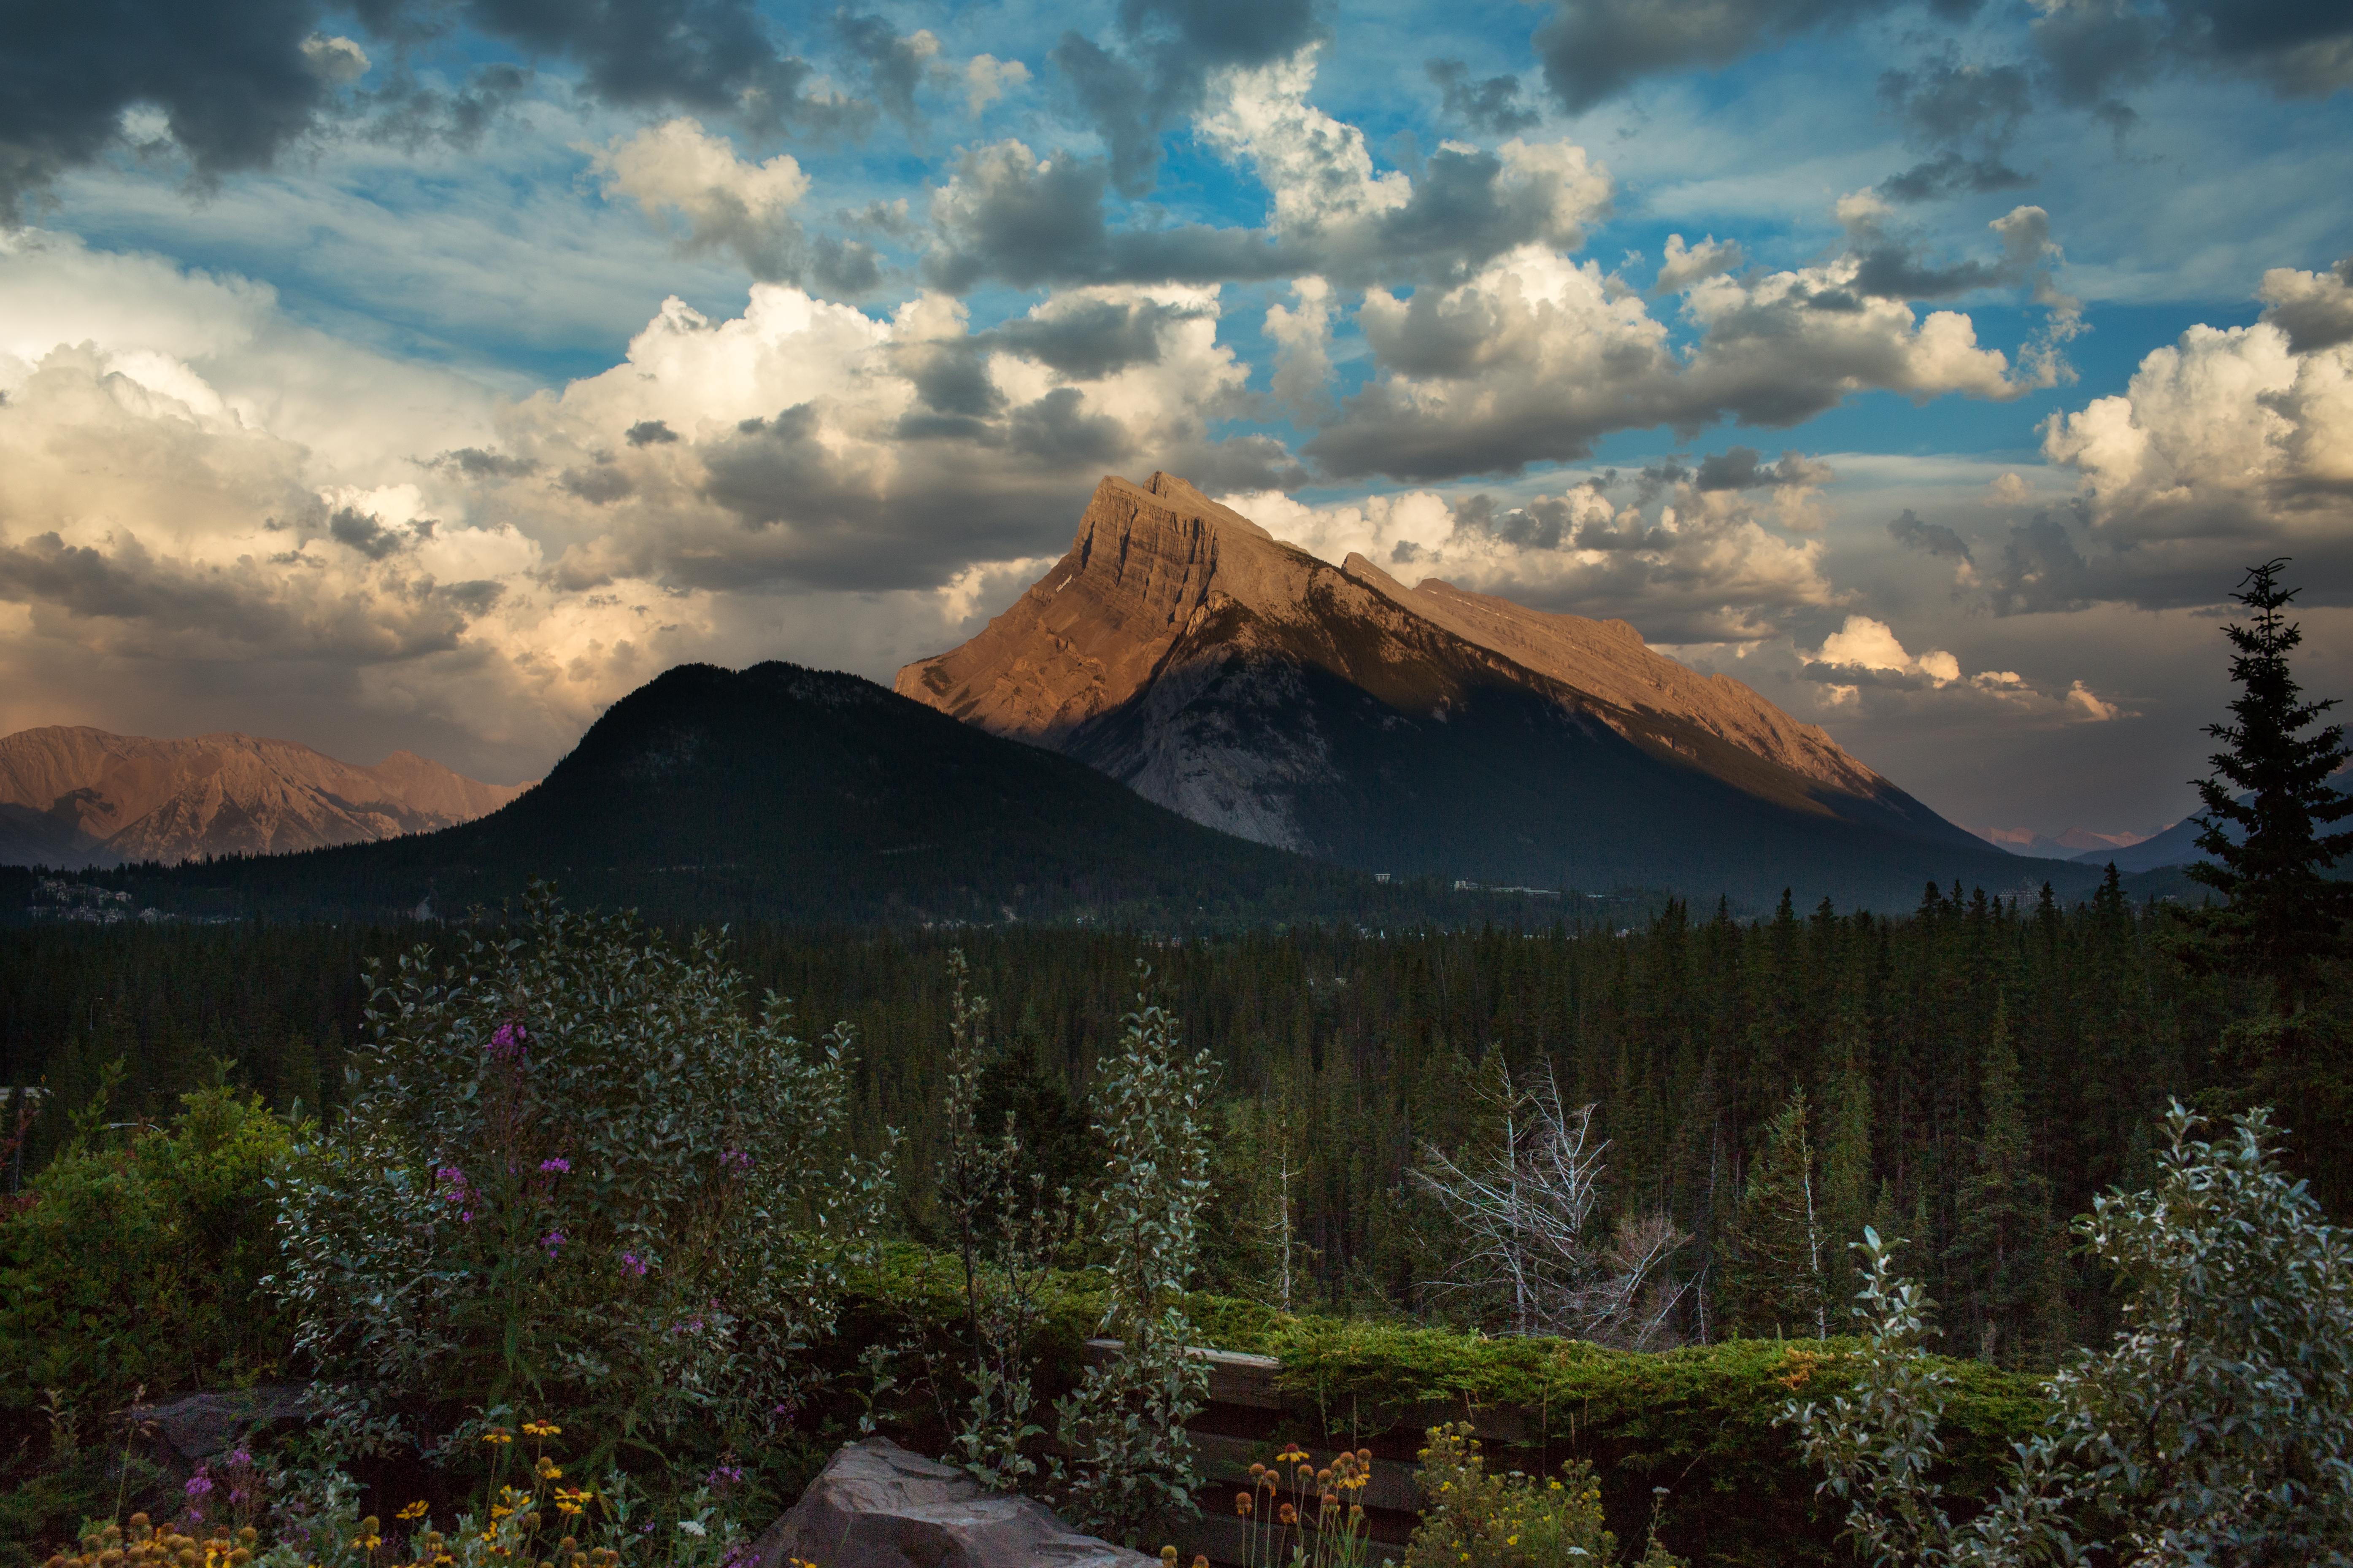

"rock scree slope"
[897, 471, 2047, 908]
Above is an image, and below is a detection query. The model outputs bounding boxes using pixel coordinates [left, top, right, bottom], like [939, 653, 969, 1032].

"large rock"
[749, 1438, 1160, 1568]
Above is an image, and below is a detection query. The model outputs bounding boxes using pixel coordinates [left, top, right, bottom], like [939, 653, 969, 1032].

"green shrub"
[0, 1083, 297, 1417]
[273, 892, 895, 1476]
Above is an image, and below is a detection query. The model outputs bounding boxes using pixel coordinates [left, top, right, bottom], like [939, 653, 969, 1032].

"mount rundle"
[900, 471, 2015, 906]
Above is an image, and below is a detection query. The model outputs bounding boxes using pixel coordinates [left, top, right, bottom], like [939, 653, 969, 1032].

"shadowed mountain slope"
[899, 472, 2065, 910]
[126, 661, 1386, 925]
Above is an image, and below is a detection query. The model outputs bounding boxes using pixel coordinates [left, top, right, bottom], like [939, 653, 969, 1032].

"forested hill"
[7, 659, 2089, 926]
[6, 870, 2308, 1367]
[22, 662, 1394, 927]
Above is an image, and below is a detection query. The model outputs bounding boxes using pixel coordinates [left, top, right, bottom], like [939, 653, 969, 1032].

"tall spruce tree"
[2182, 559, 2353, 1006]
[1948, 1004, 2064, 1366]
[1725, 1086, 1827, 1338]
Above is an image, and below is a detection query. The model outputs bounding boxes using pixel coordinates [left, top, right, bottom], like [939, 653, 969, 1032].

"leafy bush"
[273, 892, 895, 1472]
[1787, 1104, 2353, 1565]
[0, 1082, 297, 1418]
[0, 1084, 298, 1560]
[1404, 1422, 1684, 1568]
[1054, 968, 1217, 1545]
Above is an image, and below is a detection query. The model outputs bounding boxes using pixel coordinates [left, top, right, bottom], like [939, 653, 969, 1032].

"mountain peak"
[896, 472, 2010, 904]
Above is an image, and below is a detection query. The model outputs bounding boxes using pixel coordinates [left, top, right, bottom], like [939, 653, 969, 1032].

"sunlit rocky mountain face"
[0, 727, 532, 866]
[900, 472, 2041, 909]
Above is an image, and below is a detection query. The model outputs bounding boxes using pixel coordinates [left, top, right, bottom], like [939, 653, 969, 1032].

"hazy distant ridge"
[0, 726, 531, 866]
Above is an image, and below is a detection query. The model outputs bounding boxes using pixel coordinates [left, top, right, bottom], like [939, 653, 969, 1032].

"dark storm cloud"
[0, 0, 337, 219]
[2032, 0, 2353, 109]
[0, 529, 469, 659]
[1991, 512, 2094, 615]
[562, 465, 635, 503]
[428, 446, 541, 478]
[625, 419, 681, 447]
[1875, 54, 2034, 202]
[920, 144, 1275, 292]
[923, 138, 1600, 294]
[1525, 0, 2348, 126]
[1450, 493, 1580, 549]
[1888, 507, 1973, 561]
[1532, 0, 1945, 115]
[328, 506, 408, 559]
[1426, 59, 1540, 136]
[833, 10, 933, 131]
[1846, 202, 2057, 302]
[0, 0, 867, 219]
[986, 298, 1193, 379]
[1048, 0, 1327, 195]
[1692, 446, 1828, 491]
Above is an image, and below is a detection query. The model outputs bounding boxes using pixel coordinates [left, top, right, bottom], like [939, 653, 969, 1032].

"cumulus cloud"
[2258, 256, 2353, 354]
[1047, 0, 1327, 194]
[0, 227, 1316, 775]
[924, 49, 1612, 294]
[1264, 276, 1336, 420]
[587, 118, 819, 282]
[1802, 613, 2126, 720]
[1307, 232, 2037, 482]
[2041, 283, 2353, 606]
[963, 54, 1031, 115]
[1653, 234, 1743, 295]
[1224, 445, 1838, 642]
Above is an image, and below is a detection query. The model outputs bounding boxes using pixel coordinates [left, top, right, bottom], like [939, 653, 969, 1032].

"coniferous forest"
[5, 867, 2336, 1359]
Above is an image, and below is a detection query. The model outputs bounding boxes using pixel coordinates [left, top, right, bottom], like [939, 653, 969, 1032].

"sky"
[2, 0, 2350, 843]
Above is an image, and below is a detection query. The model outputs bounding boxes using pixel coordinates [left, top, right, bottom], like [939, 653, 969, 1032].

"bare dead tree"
[1412, 1056, 1689, 1347]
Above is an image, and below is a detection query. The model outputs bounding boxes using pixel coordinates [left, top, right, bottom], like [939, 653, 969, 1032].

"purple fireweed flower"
[540, 1230, 565, 1256]
[540, 1157, 571, 1174]
[720, 1148, 753, 1174]
[621, 1252, 648, 1277]
[185, 1473, 215, 1498]
[705, 1463, 746, 1492]
[488, 1022, 529, 1061]
[224, 1448, 252, 1468]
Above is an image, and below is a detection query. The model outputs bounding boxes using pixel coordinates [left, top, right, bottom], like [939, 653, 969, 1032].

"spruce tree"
[1948, 1004, 2063, 1366]
[1725, 1086, 1827, 1338]
[1820, 1034, 1875, 1300]
[2181, 559, 2353, 1006]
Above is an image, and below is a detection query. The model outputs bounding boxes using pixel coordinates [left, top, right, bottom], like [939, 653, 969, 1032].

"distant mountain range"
[0, 727, 531, 867]
[898, 472, 2056, 909]
[1975, 825, 2156, 861]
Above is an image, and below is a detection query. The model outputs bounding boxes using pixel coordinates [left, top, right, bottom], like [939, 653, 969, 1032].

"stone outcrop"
[0, 726, 533, 866]
[748, 1438, 1159, 1568]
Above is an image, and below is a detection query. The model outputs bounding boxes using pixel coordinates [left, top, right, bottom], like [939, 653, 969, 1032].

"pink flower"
[488, 1022, 529, 1060]
[186, 1473, 214, 1498]
[540, 1230, 565, 1256]
[720, 1148, 754, 1174]
[621, 1252, 648, 1277]
[540, 1157, 571, 1174]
